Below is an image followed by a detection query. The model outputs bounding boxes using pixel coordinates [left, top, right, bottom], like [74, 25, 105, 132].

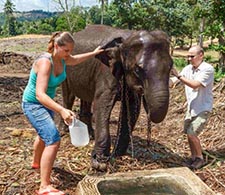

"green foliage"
[55, 7, 86, 33]
[88, 6, 101, 24]
[87, 5, 112, 25]
[175, 39, 186, 48]
[0, 13, 4, 26]
[0, 0, 224, 69]
[173, 57, 187, 69]
[3, 0, 15, 14]
[0, 10, 59, 36]
[3, 0, 17, 36]
[214, 66, 225, 82]
[209, 44, 225, 53]
[3, 15, 17, 36]
[204, 55, 213, 63]
[38, 23, 54, 34]
[200, 0, 225, 69]
[55, 16, 70, 31]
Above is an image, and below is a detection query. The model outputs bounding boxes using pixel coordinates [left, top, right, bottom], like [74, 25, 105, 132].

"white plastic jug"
[69, 118, 89, 147]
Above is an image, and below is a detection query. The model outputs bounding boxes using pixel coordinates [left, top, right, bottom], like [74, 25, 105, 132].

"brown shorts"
[184, 111, 210, 135]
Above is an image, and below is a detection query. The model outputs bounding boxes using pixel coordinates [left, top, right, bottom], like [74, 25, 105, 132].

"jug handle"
[70, 117, 77, 127]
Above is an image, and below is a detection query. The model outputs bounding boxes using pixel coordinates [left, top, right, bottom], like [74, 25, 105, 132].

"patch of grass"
[173, 57, 187, 70]
[214, 67, 225, 82]
[0, 34, 50, 40]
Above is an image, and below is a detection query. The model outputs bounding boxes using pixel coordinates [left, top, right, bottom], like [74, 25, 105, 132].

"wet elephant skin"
[60, 25, 173, 171]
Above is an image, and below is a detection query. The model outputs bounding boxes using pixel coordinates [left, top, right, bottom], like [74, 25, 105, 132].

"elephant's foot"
[91, 159, 107, 172]
[112, 139, 129, 157]
[112, 148, 127, 157]
[91, 154, 110, 172]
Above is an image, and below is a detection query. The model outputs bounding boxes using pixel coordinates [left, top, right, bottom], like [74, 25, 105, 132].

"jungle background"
[0, 0, 225, 194]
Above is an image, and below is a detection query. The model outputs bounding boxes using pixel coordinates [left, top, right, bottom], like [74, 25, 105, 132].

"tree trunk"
[218, 35, 225, 70]
[101, 0, 104, 24]
[198, 17, 205, 48]
[218, 20, 225, 71]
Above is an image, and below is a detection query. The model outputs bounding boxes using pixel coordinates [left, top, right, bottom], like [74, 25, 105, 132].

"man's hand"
[170, 67, 179, 78]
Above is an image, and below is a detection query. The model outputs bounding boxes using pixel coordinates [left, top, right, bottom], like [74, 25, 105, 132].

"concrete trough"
[75, 167, 215, 195]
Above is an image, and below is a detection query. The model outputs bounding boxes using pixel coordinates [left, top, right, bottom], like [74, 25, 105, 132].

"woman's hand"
[60, 108, 76, 125]
[66, 46, 104, 66]
[93, 46, 104, 55]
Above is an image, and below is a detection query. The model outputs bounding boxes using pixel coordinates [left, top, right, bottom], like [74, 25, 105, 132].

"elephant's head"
[96, 30, 173, 123]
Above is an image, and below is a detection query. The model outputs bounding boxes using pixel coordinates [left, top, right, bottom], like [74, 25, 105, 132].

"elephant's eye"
[135, 66, 139, 73]
[137, 62, 144, 68]
[133, 66, 140, 78]
[123, 50, 129, 57]
[133, 65, 145, 80]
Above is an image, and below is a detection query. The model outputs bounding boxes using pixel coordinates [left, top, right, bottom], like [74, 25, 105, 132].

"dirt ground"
[0, 36, 225, 195]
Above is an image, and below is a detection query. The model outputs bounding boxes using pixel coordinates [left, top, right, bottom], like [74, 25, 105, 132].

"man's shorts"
[22, 102, 61, 146]
[184, 111, 210, 136]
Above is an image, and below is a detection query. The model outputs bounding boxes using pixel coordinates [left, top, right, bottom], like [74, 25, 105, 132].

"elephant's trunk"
[144, 84, 169, 123]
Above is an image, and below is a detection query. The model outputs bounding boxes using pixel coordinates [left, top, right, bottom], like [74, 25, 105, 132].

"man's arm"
[178, 76, 202, 89]
[170, 67, 202, 89]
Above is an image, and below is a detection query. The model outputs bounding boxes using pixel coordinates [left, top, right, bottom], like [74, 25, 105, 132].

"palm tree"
[99, 0, 108, 24]
[3, 0, 16, 36]
[3, 0, 15, 15]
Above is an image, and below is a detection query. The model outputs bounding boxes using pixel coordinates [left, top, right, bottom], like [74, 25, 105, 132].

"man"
[171, 45, 214, 169]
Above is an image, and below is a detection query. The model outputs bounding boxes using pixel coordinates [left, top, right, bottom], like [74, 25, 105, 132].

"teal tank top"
[22, 53, 67, 103]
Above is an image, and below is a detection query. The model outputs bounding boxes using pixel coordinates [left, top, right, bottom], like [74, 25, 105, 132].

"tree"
[110, 0, 139, 29]
[206, 0, 225, 70]
[108, 0, 195, 49]
[3, 0, 17, 36]
[87, 6, 101, 24]
[192, 0, 225, 70]
[38, 23, 54, 34]
[52, 0, 87, 33]
[55, 7, 86, 32]
[98, 0, 108, 24]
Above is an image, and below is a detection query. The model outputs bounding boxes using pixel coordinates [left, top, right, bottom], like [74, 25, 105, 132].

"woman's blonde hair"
[47, 31, 75, 53]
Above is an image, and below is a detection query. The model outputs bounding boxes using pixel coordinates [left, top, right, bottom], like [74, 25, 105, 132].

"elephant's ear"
[95, 37, 124, 66]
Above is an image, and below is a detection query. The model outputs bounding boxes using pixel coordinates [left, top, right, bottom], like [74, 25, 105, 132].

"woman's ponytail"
[47, 31, 61, 53]
[47, 31, 75, 53]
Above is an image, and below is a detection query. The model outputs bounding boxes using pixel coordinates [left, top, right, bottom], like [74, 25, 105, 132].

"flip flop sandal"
[36, 189, 65, 195]
[31, 163, 40, 169]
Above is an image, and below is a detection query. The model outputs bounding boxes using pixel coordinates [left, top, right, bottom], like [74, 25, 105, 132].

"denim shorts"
[184, 111, 210, 136]
[22, 101, 61, 146]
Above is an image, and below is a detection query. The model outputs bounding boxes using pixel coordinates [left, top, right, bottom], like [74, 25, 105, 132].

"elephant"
[60, 25, 173, 171]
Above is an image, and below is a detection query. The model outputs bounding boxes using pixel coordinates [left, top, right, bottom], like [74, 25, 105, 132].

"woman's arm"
[65, 46, 104, 66]
[35, 58, 75, 125]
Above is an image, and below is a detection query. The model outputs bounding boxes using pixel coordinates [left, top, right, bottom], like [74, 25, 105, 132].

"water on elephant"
[97, 177, 189, 195]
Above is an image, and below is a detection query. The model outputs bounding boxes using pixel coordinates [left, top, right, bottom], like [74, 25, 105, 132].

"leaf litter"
[0, 38, 225, 194]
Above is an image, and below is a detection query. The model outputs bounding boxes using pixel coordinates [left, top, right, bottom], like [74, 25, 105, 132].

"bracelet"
[177, 75, 182, 80]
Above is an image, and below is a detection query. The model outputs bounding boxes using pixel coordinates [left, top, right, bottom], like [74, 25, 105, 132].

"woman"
[22, 31, 103, 195]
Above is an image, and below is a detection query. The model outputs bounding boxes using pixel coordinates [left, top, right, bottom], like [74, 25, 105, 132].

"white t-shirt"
[180, 61, 214, 117]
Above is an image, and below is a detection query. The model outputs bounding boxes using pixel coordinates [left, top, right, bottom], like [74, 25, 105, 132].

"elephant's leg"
[112, 80, 141, 157]
[59, 80, 75, 133]
[79, 100, 94, 139]
[91, 84, 117, 171]
[112, 94, 129, 156]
